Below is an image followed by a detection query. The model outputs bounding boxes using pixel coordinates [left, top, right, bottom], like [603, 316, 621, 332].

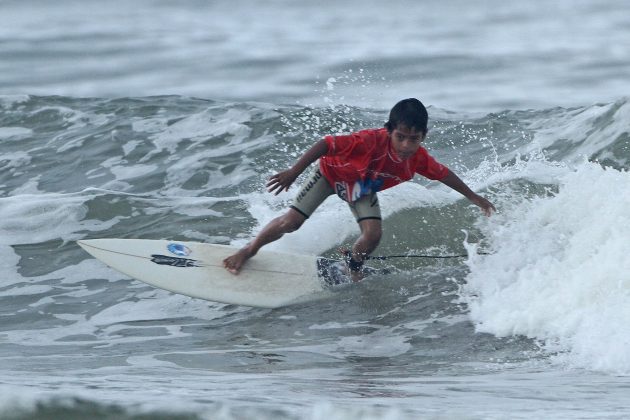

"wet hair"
[384, 98, 428, 133]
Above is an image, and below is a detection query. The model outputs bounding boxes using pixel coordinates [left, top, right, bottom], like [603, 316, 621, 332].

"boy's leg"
[223, 208, 306, 274]
[346, 194, 382, 279]
[223, 165, 333, 274]
[353, 218, 382, 261]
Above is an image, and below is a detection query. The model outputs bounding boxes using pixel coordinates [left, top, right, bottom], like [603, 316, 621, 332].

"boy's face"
[390, 124, 426, 160]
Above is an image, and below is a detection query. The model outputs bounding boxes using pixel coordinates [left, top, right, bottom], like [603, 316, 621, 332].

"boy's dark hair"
[384, 98, 428, 133]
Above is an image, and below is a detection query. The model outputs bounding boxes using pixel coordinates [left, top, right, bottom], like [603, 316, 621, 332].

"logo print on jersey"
[335, 182, 348, 202]
[336, 178, 384, 202]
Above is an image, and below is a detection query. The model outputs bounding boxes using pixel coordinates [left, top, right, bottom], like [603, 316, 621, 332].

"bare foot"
[223, 246, 254, 274]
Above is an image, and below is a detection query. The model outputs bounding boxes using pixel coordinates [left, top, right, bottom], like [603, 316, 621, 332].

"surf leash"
[365, 251, 492, 261]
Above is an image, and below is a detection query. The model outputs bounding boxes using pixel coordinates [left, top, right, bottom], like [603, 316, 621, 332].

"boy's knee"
[361, 221, 382, 245]
[367, 228, 382, 245]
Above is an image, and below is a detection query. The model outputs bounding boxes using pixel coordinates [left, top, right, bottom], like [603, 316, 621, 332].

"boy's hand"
[267, 168, 299, 195]
[470, 194, 496, 217]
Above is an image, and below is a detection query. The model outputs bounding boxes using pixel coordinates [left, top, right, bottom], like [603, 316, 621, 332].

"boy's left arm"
[439, 170, 495, 216]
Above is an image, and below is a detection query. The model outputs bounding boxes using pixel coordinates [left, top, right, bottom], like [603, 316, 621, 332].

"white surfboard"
[77, 238, 352, 308]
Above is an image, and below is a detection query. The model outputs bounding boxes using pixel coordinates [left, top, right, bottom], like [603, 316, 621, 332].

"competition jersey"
[319, 128, 449, 202]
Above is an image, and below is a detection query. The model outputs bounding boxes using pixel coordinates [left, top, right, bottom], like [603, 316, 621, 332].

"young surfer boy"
[223, 98, 495, 277]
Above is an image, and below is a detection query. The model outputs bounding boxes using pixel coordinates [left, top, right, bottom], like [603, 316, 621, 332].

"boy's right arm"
[439, 170, 495, 216]
[267, 139, 329, 195]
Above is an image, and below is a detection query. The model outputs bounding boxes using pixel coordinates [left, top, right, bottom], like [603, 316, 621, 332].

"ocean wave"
[1, 94, 629, 377]
[462, 162, 630, 374]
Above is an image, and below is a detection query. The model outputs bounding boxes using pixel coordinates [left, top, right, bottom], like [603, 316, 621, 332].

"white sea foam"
[147, 108, 256, 154]
[0, 126, 32, 141]
[0, 284, 53, 298]
[133, 107, 276, 196]
[462, 161, 630, 373]
[337, 327, 412, 358]
[0, 150, 31, 170]
[107, 162, 158, 181]
[4, 261, 232, 347]
[0, 95, 30, 106]
[523, 99, 630, 165]
[0, 192, 120, 245]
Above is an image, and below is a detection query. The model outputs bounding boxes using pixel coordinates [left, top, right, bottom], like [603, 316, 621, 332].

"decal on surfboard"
[150, 254, 200, 268]
[167, 243, 192, 257]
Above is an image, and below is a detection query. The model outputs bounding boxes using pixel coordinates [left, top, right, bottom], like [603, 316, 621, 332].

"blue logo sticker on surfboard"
[167, 243, 192, 257]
